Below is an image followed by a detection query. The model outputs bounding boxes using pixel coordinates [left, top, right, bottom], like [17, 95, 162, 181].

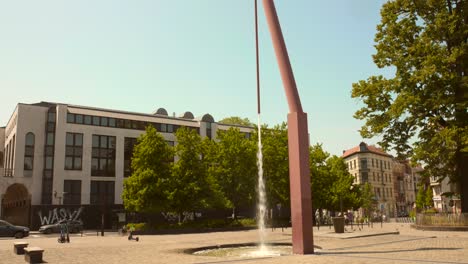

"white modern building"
[0, 102, 252, 229]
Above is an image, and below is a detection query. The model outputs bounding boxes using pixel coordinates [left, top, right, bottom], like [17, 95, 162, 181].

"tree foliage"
[123, 126, 174, 213]
[168, 127, 212, 216]
[256, 123, 290, 207]
[207, 127, 257, 217]
[310, 144, 360, 212]
[218, 116, 254, 127]
[352, 0, 468, 211]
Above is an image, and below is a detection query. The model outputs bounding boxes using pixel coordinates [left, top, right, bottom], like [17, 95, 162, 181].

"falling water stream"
[256, 114, 267, 252]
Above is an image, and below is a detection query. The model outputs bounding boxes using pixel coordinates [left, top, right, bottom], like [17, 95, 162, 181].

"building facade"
[0, 102, 252, 229]
[342, 142, 396, 217]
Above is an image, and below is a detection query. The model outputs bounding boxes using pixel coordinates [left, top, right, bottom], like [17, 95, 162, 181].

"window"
[92, 135, 116, 176]
[124, 137, 138, 177]
[75, 114, 83, 124]
[361, 172, 368, 183]
[63, 180, 81, 205]
[167, 124, 174, 133]
[84, 115, 92, 125]
[101, 117, 108, 127]
[108, 118, 116, 127]
[92, 116, 100, 126]
[90, 181, 115, 204]
[353, 160, 356, 169]
[160, 123, 167, 132]
[65, 133, 83, 170]
[46, 133, 55, 146]
[0, 151, 3, 167]
[360, 158, 367, 169]
[67, 113, 75, 123]
[24, 133, 35, 171]
[372, 159, 374, 167]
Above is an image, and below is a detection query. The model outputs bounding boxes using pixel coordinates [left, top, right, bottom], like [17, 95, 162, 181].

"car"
[39, 219, 83, 234]
[0, 220, 30, 238]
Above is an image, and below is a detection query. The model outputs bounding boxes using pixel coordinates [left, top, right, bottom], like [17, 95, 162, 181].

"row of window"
[23, 131, 174, 177]
[348, 158, 392, 170]
[67, 112, 200, 134]
[374, 187, 394, 199]
[62, 180, 115, 205]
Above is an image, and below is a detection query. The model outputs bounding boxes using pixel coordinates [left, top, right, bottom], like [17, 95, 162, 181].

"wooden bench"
[24, 247, 44, 264]
[13, 241, 28, 255]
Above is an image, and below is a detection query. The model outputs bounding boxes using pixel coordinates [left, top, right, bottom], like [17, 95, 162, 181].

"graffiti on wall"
[38, 207, 83, 225]
[161, 212, 202, 222]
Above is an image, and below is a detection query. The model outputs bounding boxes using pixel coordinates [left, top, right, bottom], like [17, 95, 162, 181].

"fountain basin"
[187, 242, 295, 258]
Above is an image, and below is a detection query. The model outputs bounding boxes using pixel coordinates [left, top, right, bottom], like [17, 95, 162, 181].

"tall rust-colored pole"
[261, 0, 314, 254]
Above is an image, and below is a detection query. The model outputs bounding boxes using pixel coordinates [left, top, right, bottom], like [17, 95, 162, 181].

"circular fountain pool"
[189, 243, 293, 258]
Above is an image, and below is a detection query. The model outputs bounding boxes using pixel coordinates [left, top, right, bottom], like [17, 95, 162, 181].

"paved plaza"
[1, 222, 467, 264]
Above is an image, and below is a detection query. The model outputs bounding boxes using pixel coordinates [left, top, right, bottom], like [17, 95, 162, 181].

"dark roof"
[342, 142, 392, 158]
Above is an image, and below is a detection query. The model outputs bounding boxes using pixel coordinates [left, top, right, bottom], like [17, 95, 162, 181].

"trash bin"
[332, 217, 345, 233]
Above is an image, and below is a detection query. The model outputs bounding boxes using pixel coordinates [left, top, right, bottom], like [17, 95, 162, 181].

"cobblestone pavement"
[1, 222, 467, 264]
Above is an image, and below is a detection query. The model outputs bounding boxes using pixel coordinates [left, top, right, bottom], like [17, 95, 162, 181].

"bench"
[13, 241, 28, 255]
[24, 247, 44, 264]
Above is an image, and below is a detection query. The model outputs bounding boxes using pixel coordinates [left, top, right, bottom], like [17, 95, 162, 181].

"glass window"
[101, 117, 108, 127]
[75, 114, 83, 124]
[84, 115, 92, 125]
[48, 112, 56, 122]
[92, 135, 116, 177]
[65, 157, 73, 169]
[92, 135, 100, 147]
[167, 124, 173, 133]
[65, 133, 83, 170]
[45, 157, 53, 169]
[125, 120, 131, 129]
[117, 119, 124, 128]
[26, 133, 35, 146]
[64, 180, 82, 205]
[93, 116, 100, 126]
[108, 118, 116, 127]
[75, 134, 83, 146]
[100, 136, 108, 148]
[66, 133, 74, 146]
[24, 157, 33, 170]
[67, 113, 75, 123]
[160, 123, 167, 132]
[46, 133, 55, 146]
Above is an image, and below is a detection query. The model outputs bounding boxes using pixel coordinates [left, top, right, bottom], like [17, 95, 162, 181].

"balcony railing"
[1, 169, 14, 177]
[416, 213, 468, 227]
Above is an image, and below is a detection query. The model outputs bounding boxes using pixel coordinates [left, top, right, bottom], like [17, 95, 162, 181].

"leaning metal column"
[262, 0, 314, 254]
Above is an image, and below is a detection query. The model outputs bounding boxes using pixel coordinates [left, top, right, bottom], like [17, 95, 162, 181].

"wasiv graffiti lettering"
[38, 207, 83, 225]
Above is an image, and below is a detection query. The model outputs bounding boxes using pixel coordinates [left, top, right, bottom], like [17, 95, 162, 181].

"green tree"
[327, 156, 360, 213]
[360, 183, 376, 218]
[416, 185, 427, 210]
[208, 127, 257, 218]
[352, 0, 468, 212]
[218, 116, 254, 127]
[309, 144, 332, 211]
[123, 126, 174, 213]
[257, 123, 290, 207]
[167, 127, 211, 221]
[425, 186, 434, 209]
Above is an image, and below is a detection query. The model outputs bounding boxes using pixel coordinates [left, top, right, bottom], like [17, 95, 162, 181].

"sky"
[0, 0, 390, 156]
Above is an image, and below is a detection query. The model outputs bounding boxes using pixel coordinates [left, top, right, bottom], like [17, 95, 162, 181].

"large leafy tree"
[352, 0, 468, 211]
[208, 127, 257, 218]
[257, 123, 290, 207]
[167, 127, 211, 220]
[122, 126, 174, 213]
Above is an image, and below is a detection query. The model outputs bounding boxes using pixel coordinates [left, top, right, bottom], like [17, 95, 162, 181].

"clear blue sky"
[0, 0, 389, 156]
